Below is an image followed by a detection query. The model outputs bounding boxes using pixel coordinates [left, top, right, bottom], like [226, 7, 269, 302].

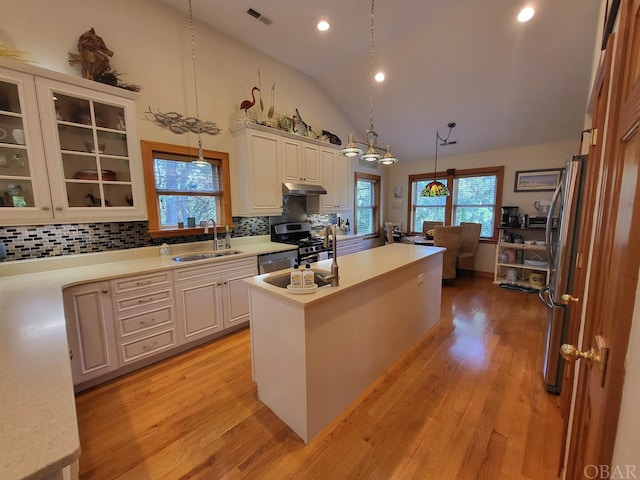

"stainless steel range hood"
[282, 182, 327, 196]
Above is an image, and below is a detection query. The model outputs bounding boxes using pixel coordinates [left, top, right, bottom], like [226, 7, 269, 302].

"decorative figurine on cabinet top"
[68, 28, 141, 92]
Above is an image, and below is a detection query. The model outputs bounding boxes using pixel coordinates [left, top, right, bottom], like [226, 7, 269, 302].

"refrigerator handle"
[545, 179, 563, 265]
[538, 284, 555, 308]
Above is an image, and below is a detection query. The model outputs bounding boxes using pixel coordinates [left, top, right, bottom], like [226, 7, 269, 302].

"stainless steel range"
[271, 222, 332, 265]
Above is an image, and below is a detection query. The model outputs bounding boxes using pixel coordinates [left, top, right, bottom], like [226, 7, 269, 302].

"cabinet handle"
[135, 280, 152, 286]
[55, 207, 63, 211]
[140, 318, 155, 325]
[101, 289, 109, 294]
[42, 206, 50, 211]
[142, 342, 157, 350]
[138, 297, 154, 303]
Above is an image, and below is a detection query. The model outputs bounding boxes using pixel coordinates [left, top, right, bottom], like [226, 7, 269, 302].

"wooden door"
[565, 0, 640, 477]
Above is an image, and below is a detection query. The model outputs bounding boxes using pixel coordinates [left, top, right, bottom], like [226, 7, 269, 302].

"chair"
[433, 226, 463, 281]
[422, 221, 444, 239]
[384, 222, 395, 244]
[457, 222, 482, 272]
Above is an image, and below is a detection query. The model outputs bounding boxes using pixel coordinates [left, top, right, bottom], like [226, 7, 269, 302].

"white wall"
[385, 139, 577, 272]
[0, 0, 390, 227]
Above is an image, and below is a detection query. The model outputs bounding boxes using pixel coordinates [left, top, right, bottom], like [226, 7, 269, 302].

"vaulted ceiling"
[159, 0, 602, 162]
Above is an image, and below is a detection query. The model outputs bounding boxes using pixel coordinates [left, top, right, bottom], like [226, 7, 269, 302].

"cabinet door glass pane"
[97, 131, 128, 157]
[66, 182, 103, 207]
[61, 153, 98, 180]
[54, 93, 92, 125]
[101, 157, 131, 182]
[103, 184, 133, 207]
[58, 124, 94, 153]
[0, 179, 34, 207]
[94, 102, 126, 130]
[0, 146, 29, 176]
[0, 114, 25, 145]
[0, 80, 22, 114]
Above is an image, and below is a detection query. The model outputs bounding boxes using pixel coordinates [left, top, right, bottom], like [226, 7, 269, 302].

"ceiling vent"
[246, 8, 273, 25]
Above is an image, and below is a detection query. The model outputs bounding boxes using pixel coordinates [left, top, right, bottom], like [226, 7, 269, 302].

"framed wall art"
[514, 168, 563, 192]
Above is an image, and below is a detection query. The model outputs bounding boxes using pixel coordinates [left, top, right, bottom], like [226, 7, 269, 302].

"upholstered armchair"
[457, 222, 482, 272]
[433, 225, 463, 281]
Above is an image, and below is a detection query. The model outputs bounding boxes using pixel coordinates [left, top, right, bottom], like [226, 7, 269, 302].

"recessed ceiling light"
[317, 20, 330, 31]
[517, 6, 535, 22]
[375, 72, 385, 82]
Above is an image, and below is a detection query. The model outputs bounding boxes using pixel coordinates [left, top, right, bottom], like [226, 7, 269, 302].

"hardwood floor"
[75, 276, 563, 479]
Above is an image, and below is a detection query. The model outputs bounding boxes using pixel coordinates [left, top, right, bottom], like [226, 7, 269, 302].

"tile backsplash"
[0, 208, 340, 262]
[0, 217, 270, 262]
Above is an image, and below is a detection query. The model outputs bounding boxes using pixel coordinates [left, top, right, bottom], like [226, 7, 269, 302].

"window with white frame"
[355, 172, 381, 236]
[409, 166, 503, 241]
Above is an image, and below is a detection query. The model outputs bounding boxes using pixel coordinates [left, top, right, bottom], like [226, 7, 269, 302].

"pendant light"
[339, 0, 398, 165]
[188, 0, 208, 167]
[422, 123, 457, 197]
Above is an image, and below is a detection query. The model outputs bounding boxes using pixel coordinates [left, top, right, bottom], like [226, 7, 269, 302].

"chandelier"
[422, 122, 457, 197]
[339, 0, 398, 165]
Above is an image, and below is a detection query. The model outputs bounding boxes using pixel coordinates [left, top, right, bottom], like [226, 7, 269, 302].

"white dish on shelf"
[287, 284, 318, 294]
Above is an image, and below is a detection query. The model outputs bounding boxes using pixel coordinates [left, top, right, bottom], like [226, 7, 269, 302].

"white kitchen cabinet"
[110, 271, 177, 365]
[63, 281, 118, 384]
[282, 137, 320, 184]
[0, 58, 146, 226]
[221, 265, 257, 328]
[319, 146, 351, 212]
[174, 256, 258, 343]
[230, 123, 282, 216]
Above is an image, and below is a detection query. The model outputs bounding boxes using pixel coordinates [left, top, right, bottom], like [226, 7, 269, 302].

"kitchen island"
[245, 243, 444, 443]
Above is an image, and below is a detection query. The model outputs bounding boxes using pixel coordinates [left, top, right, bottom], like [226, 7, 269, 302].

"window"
[355, 172, 381, 236]
[409, 166, 503, 241]
[141, 141, 232, 238]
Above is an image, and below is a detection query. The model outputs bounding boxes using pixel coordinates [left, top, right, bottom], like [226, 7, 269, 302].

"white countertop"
[0, 237, 295, 480]
[245, 243, 444, 306]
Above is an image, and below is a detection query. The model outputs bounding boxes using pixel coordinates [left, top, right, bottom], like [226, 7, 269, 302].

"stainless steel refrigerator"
[538, 154, 587, 394]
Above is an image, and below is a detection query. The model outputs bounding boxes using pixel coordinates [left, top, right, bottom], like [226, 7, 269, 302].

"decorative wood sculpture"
[68, 28, 113, 81]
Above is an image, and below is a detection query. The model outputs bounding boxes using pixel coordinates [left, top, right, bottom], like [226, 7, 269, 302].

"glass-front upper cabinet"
[0, 58, 146, 226]
[0, 67, 52, 224]
[36, 77, 145, 221]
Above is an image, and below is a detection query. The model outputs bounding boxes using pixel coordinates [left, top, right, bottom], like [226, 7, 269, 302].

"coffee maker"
[500, 206, 519, 227]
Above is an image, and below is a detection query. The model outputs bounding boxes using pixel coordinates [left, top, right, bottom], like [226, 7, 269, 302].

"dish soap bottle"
[160, 243, 170, 257]
[290, 264, 303, 288]
[303, 263, 314, 288]
[225, 225, 232, 249]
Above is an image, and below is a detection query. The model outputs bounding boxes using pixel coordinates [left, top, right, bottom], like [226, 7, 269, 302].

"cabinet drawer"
[174, 257, 257, 282]
[113, 287, 173, 313]
[111, 271, 173, 295]
[120, 328, 176, 364]
[118, 305, 174, 338]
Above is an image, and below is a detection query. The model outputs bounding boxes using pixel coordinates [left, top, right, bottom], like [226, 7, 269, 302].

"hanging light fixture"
[339, 0, 398, 165]
[422, 122, 457, 197]
[188, 0, 208, 167]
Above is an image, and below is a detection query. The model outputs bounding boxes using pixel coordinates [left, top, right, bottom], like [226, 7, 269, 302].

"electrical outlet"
[417, 273, 424, 285]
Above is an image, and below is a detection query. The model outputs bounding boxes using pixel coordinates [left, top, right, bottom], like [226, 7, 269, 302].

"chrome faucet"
[318, 225, 339, 287]
[204, 218, 218, 250]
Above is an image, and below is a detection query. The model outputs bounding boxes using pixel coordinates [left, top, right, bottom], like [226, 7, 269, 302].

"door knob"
[561, 335, 610, 387]
[560, 344, 593, 362]
[560, 293, 579, 304]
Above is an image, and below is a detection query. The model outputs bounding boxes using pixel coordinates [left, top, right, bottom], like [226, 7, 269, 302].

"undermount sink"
[263, 270, 333, 288]
[172, 250, 242, 262]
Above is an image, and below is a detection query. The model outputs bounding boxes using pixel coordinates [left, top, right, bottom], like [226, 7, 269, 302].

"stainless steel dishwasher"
[257, 249, 298, 274]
